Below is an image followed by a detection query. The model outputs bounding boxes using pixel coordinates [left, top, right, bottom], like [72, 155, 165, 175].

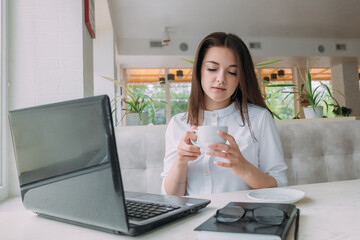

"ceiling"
[104, 0, 360, 39]
[96, 0, 360, 68]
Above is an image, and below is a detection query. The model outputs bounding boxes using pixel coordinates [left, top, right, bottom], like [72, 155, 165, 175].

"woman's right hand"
[175, 126, 201, 164]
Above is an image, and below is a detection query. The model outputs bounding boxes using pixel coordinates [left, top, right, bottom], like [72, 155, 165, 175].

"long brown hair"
[187, 32, 272, 134]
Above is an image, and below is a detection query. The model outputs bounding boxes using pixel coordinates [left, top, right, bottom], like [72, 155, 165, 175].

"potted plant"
[332, 104, 352, 117]
[298, 62, 340, 119]
[122, 86, 155, 125]
[102, 76, 155, 126]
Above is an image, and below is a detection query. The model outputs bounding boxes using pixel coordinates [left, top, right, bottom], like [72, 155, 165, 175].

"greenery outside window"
[264, 81, 295, 120]
[261, 68, 295, 119]
[170, 82, 191, 117]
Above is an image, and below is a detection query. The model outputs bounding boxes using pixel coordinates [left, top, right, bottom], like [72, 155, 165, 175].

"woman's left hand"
[206, 131, 250, 177]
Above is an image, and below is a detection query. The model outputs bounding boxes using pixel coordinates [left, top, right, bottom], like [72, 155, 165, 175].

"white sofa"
[115, 120, 360, 194]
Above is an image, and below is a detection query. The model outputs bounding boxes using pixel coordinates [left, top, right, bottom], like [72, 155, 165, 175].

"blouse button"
[205, 171, 209, 176]
[212, 113, 216, 117]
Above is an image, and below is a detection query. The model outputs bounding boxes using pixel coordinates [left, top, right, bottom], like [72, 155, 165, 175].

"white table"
[1, 179, 359, 240]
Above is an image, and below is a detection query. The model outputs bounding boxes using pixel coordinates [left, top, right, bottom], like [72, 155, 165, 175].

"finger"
[217, 131, 237, 146]
[178, 151, 201, 159]
[179, 143, 200, 153]
[184, 131, 197, 144]
[178, 146, 201, 156]
[214, 160, 232, 168]
[179, 156, 199, 162]
[188, 146, 201, 154]
[206, 149, 229, 160]
[207, 143, 231, 153]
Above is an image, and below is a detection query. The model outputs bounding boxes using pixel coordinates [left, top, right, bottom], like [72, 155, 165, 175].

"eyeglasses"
[215, 206, 288, 225]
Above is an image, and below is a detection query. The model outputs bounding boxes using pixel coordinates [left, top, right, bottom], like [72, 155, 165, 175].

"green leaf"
[254, 59, 282, 68]
[181, 58, 194, 64]
[272, 112, 282, 120]
[264, 83, 296, 88]
[101, 75, 123, 87]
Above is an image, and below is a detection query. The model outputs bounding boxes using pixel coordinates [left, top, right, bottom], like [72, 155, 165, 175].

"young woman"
[161, 32, 288, 196]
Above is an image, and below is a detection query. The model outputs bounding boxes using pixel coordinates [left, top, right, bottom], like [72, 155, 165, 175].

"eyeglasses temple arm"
[294, 208, 300, 240]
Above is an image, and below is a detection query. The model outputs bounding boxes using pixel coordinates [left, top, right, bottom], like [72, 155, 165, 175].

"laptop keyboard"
[126, 200, 181, 221]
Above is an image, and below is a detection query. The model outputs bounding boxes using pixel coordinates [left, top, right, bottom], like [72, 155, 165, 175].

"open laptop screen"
[9, 97, 111, 187]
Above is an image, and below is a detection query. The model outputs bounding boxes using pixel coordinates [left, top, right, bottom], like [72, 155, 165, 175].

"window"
[123, 66, 338, 123]
[260, 67, 335, 119]
[261, 68, 295, 120]
[264, 82, 295, 120]
[123, 68, 192, 125]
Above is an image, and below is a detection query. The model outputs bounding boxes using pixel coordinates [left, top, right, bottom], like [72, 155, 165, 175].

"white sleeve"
[160, 117, 179, 195]
[258, 111, 288, 187]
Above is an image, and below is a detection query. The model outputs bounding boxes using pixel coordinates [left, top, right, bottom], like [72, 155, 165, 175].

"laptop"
[8, 95, 210, 236]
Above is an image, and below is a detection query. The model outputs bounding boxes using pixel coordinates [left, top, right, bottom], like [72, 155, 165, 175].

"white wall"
[119, 36, 360, 54]
[93, 0, 116, 98]
[116, 37, 360, 69]
[331, 62, 360, 116]
[83, 8, 94, 97]
[117, 37, 360, 57]
[8, 0, 94, 197]
[94, 28, 115, 98]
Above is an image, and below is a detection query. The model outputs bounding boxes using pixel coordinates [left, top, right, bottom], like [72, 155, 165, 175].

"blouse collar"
[203, 102, 236, 118]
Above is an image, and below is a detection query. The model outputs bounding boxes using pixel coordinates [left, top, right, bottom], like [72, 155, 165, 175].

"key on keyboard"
[125, 200, 180, 221]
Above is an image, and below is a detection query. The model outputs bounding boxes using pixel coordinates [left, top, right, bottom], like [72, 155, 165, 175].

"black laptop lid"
[9, 96, 112, 186]
[9, 95, 129, 233]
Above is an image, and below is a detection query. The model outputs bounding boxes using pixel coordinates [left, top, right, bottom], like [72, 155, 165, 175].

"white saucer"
[247, 188, 305, 204]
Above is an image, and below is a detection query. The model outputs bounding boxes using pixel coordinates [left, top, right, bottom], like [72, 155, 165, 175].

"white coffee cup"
[190, 126, 228, 152]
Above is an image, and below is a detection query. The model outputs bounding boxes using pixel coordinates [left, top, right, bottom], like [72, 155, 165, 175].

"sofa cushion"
[276, 121, 360, 185]
[115, 125, 166, 194]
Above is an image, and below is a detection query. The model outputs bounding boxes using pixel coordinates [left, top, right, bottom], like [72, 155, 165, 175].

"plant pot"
[126, 113, 149, 126]
[303, 106, 323, 119]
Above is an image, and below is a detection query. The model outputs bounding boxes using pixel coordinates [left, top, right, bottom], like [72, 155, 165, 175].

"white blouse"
[161, 103, 288, 195]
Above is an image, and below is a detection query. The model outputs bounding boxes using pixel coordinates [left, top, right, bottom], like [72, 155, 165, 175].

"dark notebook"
[195, 202, 299, 240]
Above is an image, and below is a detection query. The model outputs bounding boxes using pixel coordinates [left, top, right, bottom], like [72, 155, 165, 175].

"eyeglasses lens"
[216, 206, 285, 225]
[216, 206, 245, 223]
[253, 207, 285, 225]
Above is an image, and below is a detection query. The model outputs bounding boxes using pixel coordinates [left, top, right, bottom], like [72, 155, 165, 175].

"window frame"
[0, 0, 9, 201]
